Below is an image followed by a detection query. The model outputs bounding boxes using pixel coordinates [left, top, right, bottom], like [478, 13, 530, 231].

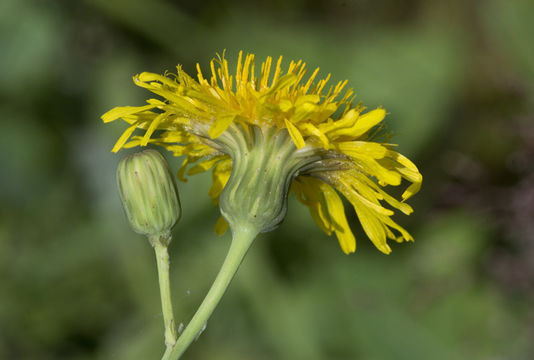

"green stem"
[167, 225, 258, 359]
[153, 240, 178, 357]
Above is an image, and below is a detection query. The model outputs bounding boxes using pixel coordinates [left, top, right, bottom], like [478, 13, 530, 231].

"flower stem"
[166, 225, 258, 360]
[152, 239, 178, 357]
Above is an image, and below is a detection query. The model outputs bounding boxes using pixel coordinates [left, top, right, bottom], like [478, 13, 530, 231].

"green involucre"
[218, 124, 322, 233]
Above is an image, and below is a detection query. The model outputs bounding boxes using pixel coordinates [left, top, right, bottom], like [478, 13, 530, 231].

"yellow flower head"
[102, 51, 422, 255]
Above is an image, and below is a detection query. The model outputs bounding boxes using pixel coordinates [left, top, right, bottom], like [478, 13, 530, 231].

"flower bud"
[117, 149, 181, 243]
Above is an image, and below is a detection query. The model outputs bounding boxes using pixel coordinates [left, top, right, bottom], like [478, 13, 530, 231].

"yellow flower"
[102, 51, 422, 255]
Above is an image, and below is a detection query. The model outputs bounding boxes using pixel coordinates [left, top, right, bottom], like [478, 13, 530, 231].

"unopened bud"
[117, 149, 181, 243]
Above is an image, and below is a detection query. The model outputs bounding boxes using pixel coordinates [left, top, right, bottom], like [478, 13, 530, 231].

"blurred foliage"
[1, 0, 533, 359]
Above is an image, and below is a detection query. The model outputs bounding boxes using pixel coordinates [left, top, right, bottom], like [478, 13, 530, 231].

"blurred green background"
[1, 0, 533, 359]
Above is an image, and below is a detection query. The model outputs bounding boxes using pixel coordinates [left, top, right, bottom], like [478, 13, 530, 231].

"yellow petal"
[101, 104, 156, 123]
[335, 176, 394, 216]
[389, 151, 422, 182]
[284, 119, 306, 149]
[352, 202, 391, 254]
[335, 141, 388, 159]
[319, 181, 356, 254]
[262, 73, 297, 98]
[159, 144, 187, 157]
[318, 108, 360, 133]
[352, 191, 394, 216]
[208, 166, 231, 205]
[382, 151, 423, 200]
[279, 99, 293, 112]
[122, 138, 142, 149]
[111, 125, 137, 153]
[187, 156, 226, 176]
[140, 113, 166, 146]
[381, 215, 414, 243]
[356, 174, 413, 215]
[214, 216, 229, 235]
[352, 155, 402, 186]
[136, 72, 178, 89]
[295, 94, 320, 106]
[300, 123, 330, 149]
[351, 108, 386, 137]
[177, 157, 189, 182]
[293, 178, 335, 235]
[402, 182, 422, 201]
[209, 114, 236, 139]
[292, 102, 318, 123]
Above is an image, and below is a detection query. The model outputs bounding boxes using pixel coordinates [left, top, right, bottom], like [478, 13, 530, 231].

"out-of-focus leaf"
[0, 111, 55, 204]
[411, 211, 487, 281]
[0, 0, 64, 93]
[484, 0, 534, 84]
